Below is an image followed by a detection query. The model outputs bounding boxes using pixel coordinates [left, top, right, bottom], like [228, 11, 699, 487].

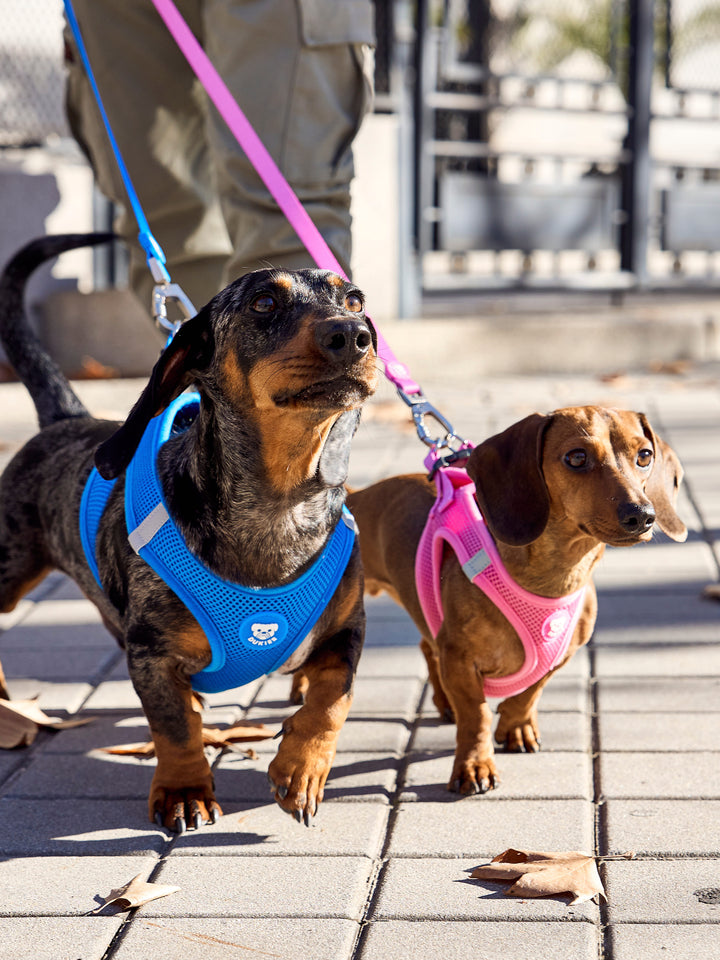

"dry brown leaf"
[471, 848, 606, 905]
[92, 873, 180, 913]
[0, 699, 93, 749]
[101, 722, 274, 757]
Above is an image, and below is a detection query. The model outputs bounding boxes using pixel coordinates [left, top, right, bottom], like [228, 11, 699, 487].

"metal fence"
[411, 0, 720, 291]
[0, 0, 69, 147]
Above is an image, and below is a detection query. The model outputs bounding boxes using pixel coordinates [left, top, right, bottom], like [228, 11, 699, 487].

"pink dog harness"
[415, 468, 587, 699]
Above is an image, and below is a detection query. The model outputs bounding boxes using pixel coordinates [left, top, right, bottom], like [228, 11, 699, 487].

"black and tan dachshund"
[0, 235, 378, 832]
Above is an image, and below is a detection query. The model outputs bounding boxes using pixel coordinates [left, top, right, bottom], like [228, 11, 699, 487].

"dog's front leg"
[494, 681, 546, 753]
[436, 624, 500, 795]
[125, 629, 221, 832]
[268, 636, 358, 825]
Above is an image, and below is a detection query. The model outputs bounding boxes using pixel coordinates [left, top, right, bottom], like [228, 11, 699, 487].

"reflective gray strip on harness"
[461, 548, 492, 581]
[128, 502, 170, 553]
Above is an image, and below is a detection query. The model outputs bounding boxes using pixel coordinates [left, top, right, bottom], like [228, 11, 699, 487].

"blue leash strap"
[63, 0, 196, 335]
[63, 0, 168, 278]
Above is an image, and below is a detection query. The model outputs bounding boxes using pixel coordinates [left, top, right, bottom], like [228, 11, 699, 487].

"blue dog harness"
[79, 394, 357, 694]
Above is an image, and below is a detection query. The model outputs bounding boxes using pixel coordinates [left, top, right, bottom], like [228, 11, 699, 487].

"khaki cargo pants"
[65, 0, 374, 311]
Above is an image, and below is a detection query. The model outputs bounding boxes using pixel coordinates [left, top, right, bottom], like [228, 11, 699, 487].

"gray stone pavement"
[1, 360, 719, 960]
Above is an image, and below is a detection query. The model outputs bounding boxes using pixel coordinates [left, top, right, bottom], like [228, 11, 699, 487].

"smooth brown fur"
[348, 406, 686, 794]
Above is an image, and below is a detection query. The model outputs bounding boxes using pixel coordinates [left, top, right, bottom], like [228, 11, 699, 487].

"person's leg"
[64, 0, 231, 310]
[202, 0, 375, 280]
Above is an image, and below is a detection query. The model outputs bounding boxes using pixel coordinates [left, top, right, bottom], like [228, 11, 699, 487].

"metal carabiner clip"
[148, 256, 197, 338]
[397, 389, 457, 448]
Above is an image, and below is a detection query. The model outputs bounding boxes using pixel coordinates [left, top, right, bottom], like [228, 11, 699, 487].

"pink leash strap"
[149, 0, 421, 397]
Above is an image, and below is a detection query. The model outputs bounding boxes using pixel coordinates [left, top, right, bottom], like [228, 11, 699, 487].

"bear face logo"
[239, 613, 289, 650]
[250, 622, 279, 644]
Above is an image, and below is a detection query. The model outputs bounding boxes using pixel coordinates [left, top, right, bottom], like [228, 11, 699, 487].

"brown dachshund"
[0, 235, 377, 831]
[347, 406, 687, 795]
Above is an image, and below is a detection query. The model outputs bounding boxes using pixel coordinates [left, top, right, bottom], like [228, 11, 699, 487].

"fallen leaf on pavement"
[471, 848, 607, 905]
[100, 722, 274, 757]
[0, 699, 93, 749]
[91, 874, 180, 913]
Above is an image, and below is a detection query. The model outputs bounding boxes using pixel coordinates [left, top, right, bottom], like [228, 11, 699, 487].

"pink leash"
[149, 0, 422, 396]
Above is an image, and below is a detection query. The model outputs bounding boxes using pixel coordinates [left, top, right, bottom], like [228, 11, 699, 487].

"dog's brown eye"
[637, 448, 653, 468]
[251, 294, 276, 313]
[564, 449, 587, 469]
[345, 293, 363, 313]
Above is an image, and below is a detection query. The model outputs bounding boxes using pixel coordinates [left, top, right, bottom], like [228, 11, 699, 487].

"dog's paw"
[494, 717, 541, 753]
[149, 783, 223, 834]
[267, 735, 334, 826]
[447, 755, 500, 796]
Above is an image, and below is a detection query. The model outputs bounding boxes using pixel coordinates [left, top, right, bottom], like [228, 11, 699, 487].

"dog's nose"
[617, 501, 656, 533]
[315, 319, 373, 365]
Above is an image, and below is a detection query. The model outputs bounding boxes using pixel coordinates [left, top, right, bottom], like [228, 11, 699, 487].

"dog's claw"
[193, 811, 203, 830]
[278, 786, 289, 800]
[174, 816, 187, 835]
[154, 811, 164, 828]
[294, 810, 302, 824]
[210, 805, 220, 824]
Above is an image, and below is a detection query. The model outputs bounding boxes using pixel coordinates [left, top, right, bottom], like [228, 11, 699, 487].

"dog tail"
[0, 233, 115, 428]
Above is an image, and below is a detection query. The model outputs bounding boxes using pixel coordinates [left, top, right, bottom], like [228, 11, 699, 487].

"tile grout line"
[350, 679, 430, 959]
[590, 642, 611, 960]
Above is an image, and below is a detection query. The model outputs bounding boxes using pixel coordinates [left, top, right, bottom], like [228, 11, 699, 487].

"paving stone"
[598, 712, 720, 751]
[336, 717, 412, 754]
[170, 800, 389, 857]
[112, 917, 360, 960]
[609, 923, 720, 960]
[143, 855, 374, 918]
[0, 751, 25, 784]
[600, 752, 720, 798]
[0, 598, 111, 649]
[386, 800, 594, 858]
[594, 643, 720, 678]
[0, 856, 156, 915]
[0, 917, 122, 960]
[0, 798, 169, 855]
[605, 800, 720, 856]
[594, 590, 720, 644]
[597, 677, 720, 713]
[360, 919, 599, 960]
[412, 712, 591, 754]
[355, 644, 427, 677]
[593, 540, 716, 589]
[0, 646, 117, 684]
[400, 751, 592, 801]
[420, 676, 590, 716]
[5, 749, 156, 799]
[604, 858, 720, 922]
[214, 750, 400, 804]
[254, 674, 425, 722]
[370, 858, 599, 921]
[39, 708, 243, 754]
[2, 681, 92, 713]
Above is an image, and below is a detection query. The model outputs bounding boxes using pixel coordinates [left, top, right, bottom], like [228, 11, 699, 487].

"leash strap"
[63, 0, 196, 335]
[148, 0, 423, 394]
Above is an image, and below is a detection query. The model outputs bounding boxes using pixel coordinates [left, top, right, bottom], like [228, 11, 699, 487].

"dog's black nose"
[617, 501, 656, 533]
[315, 319, 373, 365]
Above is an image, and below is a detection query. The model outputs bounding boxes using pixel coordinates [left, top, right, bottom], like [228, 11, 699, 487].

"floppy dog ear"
[94, 307, 214, 480]
[318, 409, 361, 487]
[639, 414, 688, 543]
[466, 413, 552, 546]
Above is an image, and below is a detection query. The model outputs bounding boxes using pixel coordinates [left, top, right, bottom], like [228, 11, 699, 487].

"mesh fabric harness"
[80, 394, 357, 694]
[415, 467, 586, 699]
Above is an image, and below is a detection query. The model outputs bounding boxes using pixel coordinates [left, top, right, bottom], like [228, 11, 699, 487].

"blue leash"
[63, 0, 196, 334]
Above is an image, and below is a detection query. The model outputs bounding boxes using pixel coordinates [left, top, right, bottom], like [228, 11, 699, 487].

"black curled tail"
[0, 233, 115, 429]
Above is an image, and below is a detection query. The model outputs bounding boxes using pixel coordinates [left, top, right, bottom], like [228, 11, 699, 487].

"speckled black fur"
[0, 235, 378, 831]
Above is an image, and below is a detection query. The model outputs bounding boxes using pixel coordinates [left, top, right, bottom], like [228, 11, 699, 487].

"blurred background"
[1, 0, 719, 375]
